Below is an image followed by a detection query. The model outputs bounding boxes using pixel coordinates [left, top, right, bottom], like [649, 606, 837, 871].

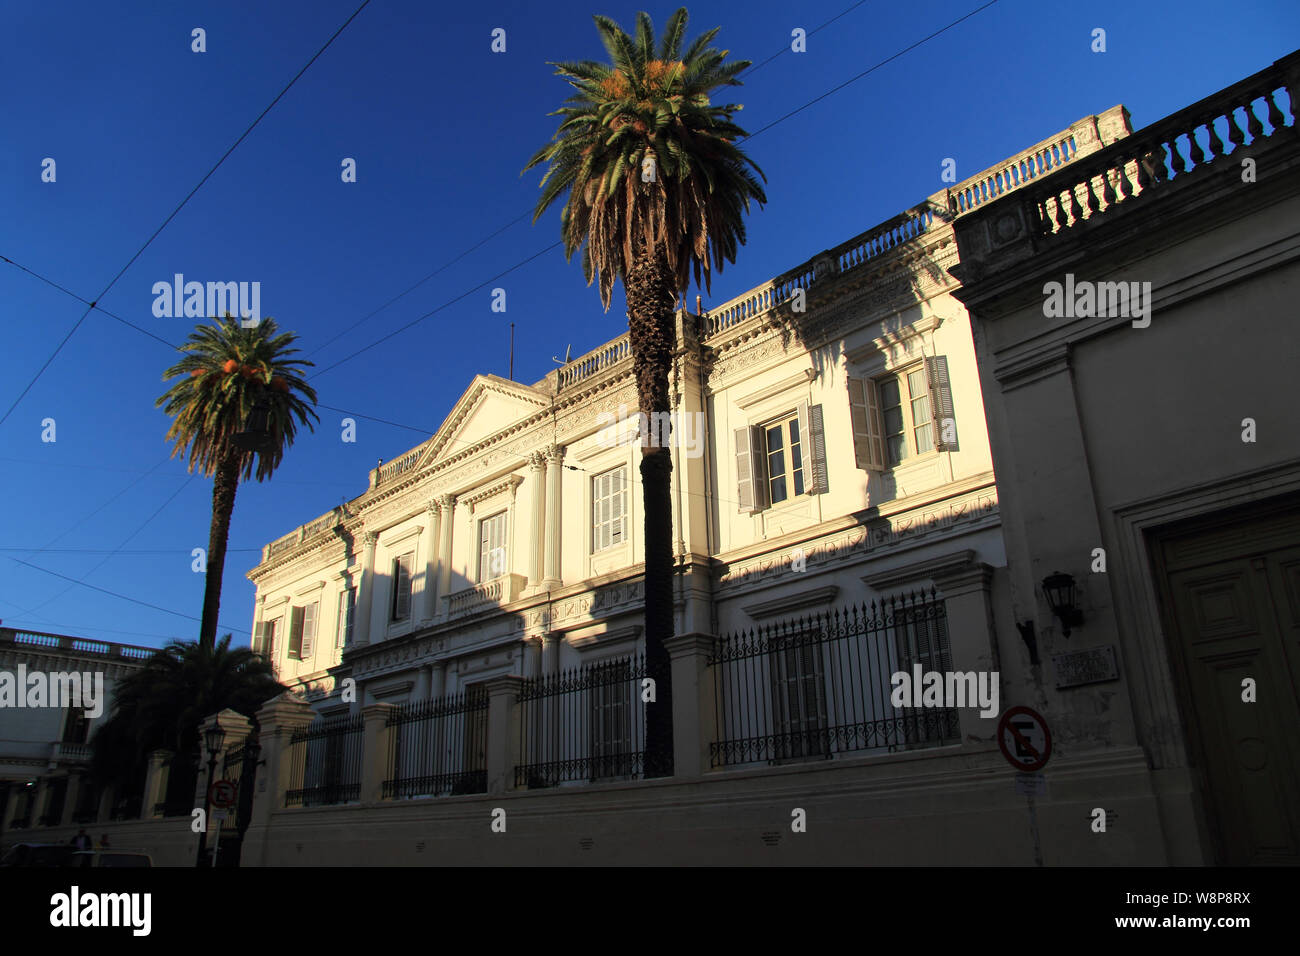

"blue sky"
[2, 0, 1296, 649]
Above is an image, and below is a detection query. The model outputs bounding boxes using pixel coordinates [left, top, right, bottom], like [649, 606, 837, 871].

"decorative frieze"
[718, 488, 999, 591]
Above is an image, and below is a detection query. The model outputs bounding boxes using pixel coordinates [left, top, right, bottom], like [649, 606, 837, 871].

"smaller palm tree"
[157, 315, 318, 649]
[90, 633, 284, 804]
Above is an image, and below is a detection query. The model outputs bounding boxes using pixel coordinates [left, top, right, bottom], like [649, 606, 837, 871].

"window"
[770, 630, 828, 760]
[764, 414, 805, 504]
[288, 602, 318, 661]
[62, 708, 90, 745]
[390, 553, 413, 622]
[337, 586, 357, 649]
[735, 403, 828, 514]
[848, 356, 958, 472]
[591, 467, 627, 552]
[478, 512, 508, 581]
[254, 617, 278, 661]
[893, 605, 957, 747]
[589, 658, 634, 780]
[879, 368, 934, 465]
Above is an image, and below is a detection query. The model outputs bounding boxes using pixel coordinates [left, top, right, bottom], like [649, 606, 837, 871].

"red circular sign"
[209, 779, 238, 809]
[997, 705, 1052, 772]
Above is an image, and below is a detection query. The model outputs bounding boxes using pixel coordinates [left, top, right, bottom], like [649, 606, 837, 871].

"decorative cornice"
[844, 310, 945, 365]
[718, 485, 999, 593]
[381, 524, 423, 549]
[860, 549, 977, 592]
[733, 368, 817, 408]
[742, 585, 840, 620]
[462, 475, 524, 513]
[569, 624, 642, 652]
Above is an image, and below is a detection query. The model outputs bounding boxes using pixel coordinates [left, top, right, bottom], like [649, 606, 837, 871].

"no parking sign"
[997, 705, 1051, 773]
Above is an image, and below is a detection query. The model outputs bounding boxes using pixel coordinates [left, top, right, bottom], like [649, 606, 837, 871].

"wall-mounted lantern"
[1041, 571, 1083, 637]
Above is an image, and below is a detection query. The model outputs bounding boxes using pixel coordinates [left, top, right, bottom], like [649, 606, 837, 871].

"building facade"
[950, 50, 1300, 865]
[0, 628, 153, 837]
[231, 105, 1181, 865]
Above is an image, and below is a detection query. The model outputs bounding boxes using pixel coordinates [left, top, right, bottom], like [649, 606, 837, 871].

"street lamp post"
[194, 720, 226, 867]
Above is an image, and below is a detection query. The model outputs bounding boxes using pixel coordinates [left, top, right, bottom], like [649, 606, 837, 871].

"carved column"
[354, 532, 379, 647]
[543, 445, 563, 589]
[436, 495, 456, 609]
[422, 500, 442, 622]
[527, 452, 545, 587]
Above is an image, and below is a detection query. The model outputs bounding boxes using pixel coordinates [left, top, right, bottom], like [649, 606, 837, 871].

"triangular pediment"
[416, 375, 549, 469]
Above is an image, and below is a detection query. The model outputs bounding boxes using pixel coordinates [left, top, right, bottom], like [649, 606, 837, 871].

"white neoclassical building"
[239, 105, 1164, 864]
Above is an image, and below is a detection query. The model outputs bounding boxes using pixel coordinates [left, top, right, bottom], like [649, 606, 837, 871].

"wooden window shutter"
[253, 620, 265, 656]
[301, 602, 317, 660]
[797, 402, 830, 494]
[336, 591, 349, 648]
[926, 355, 959, 451]
[288, 606, 304, 660]
[735, 426, 757, 513]
[394, 554, 412, 621]
[847, 377, 886, 471]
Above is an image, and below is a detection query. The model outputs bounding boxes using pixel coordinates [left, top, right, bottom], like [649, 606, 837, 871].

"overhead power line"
[0, 0, 373, 429]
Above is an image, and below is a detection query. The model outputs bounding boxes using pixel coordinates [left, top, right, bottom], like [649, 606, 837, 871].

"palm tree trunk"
[625, 250, 677, 777]
[199, 451, 243, 648]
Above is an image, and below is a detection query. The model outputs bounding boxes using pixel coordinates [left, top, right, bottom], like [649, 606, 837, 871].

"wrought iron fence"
[708, 589, 959, 768]
[222, 741, 247, 786]
[515, 652, 666, 788]
[383, 690, 488, 799]
[284, 713, 363, 807]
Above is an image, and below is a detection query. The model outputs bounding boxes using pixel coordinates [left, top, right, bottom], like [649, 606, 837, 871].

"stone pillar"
[932, 563, 1000, 744]
[541, 633, 560, 676]
[354, 531, 379, 647]
[527, 452, 545, 587]
[196, 711, 252, 821]
[30, 779, 48, 826]
[664, 633, 717, 779]
[414, 665, 431, 701]
[543, 445, 563, 589]
[359, 702, 394, 804]
[437, 495, 456, 609]
[431, 660, 448, 699]
[483, 675, 525, 795]
[142, 749, 173, 820]
[522, 636, 542, 679]
[96, 783, 114, 824]
[60, 774, 81, 827]
[422, 500, 442, 621]
[243, 693, 315, 866]
[1, 782, 28, 831]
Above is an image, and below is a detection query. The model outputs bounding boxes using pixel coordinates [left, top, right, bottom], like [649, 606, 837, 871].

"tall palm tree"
[157, 315, 318, 651]
[525, 8, 766, 773]
[90, 633, 284, 802]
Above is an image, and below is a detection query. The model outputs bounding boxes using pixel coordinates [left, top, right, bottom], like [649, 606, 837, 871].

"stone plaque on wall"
[1052, 645, 1119, 689]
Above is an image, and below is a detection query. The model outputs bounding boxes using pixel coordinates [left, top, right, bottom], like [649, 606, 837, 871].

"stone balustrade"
[376, 446, 426, 486]
[445, 573, 525, 619]
[1018, 54, 1296, 237]
[700, 112, 1130, 343]
[0, 628, 154, 660]
[556, 334, 632, 391]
